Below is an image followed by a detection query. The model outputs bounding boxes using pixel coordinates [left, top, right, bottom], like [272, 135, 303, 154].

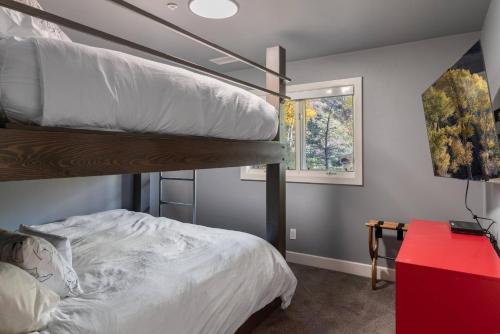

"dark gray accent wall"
[0, 176, 130, 231]
[195, 32, 485, 266]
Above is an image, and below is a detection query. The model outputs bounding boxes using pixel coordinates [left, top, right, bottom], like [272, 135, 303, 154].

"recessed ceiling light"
[166, 2, 178, 10]
[189, 0, 238, 19]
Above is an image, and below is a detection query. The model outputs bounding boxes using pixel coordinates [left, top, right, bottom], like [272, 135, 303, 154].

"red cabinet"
[396, 220, 500, 334]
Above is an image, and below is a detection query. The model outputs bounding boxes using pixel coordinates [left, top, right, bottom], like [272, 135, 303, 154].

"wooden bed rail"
[0, 125, 285, 181]
[0, 0, 290, 99]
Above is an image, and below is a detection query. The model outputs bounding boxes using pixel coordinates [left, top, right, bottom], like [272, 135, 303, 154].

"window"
[241, 78, 363, 185]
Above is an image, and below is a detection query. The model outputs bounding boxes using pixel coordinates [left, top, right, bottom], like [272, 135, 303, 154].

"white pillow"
[19, 224, 73, 266]
[0, 0, 71, 41]
[0, 36, 43, 123]
[0, 229, 82, 297]
[0, 261, 59, 334]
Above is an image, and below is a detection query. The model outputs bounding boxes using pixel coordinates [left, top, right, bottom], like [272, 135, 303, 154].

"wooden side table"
[365, 220, 408, 289]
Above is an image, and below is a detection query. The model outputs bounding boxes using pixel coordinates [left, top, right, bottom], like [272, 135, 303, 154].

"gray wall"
[0, 176, 129, 231]
[0, 30, 488, 267]
[483, 0, 500, 109]
[482, 0, 500, 242]
[195, 32, 485, 266]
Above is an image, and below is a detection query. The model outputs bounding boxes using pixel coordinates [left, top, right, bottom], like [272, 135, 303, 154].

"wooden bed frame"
[0, 0, 288, 332]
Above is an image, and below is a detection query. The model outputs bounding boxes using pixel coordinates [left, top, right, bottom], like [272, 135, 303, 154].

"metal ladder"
[159, 171, 197, 224]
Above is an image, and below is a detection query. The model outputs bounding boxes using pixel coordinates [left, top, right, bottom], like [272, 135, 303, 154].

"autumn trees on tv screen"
[423, 67, 500, 180]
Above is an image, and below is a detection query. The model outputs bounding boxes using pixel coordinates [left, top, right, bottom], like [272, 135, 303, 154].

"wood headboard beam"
[0, 127, 285, 181]
[266, 46, 287, 256]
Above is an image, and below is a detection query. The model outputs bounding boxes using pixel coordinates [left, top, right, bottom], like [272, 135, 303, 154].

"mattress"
[27, 210, 296, 334]
[0, 36, 278, 140]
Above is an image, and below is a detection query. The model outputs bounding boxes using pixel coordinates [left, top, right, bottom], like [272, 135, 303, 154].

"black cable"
[465, 166, 496, 227]
[463, 174, 498, 252]
[485, 220, 496, 234]
[464, 178, 484, 229]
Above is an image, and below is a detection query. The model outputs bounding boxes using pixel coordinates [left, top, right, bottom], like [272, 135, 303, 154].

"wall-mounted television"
[422, 41, 500, 181]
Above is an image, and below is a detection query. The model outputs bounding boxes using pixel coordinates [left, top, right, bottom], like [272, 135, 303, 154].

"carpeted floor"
[254, 263, 395, 334]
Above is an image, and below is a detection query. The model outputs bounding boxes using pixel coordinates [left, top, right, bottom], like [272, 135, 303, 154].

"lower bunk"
[21, 210, 296, 334]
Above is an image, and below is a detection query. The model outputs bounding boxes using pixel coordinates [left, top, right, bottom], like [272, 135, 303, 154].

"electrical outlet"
[290, 228, 296, 240]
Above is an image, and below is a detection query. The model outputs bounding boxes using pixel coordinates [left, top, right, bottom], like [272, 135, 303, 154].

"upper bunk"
[0, 0, 288, 182]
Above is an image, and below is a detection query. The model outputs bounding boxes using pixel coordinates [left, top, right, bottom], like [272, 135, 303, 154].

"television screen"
[422, 41, 500, 181]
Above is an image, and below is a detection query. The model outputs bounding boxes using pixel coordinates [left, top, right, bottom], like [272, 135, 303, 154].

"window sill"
[240, 168, 363, 186]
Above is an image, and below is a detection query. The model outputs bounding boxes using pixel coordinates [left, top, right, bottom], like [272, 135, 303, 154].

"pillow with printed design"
[19, 224, 73, 266]
[0, 228, 82, 297]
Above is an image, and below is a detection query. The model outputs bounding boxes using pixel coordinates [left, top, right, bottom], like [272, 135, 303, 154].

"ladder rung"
[160, 201, 193, 206]
[160, 177, 195, 181]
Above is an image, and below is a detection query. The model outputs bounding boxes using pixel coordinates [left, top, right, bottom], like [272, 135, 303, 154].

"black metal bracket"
[397, 223, 405, 241]
[494, 108, 500, 122]
[375, 220, 384, 239]
[0, 109, 7, 128]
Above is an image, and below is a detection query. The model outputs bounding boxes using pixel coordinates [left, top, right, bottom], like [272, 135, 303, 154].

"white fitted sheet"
[0, 37, 278, 140]
[28, 210, 296, 334]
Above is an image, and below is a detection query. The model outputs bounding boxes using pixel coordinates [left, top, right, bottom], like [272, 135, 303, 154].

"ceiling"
[38, 0, 491, 73]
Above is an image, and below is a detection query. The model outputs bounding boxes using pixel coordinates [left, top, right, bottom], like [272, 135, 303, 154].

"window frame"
[241, 77, 363, 185]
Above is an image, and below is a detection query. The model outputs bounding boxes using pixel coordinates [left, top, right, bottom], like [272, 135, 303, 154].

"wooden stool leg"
[368, 226, 374, 259]
[371, 256, 378, 290]
[368, 226, 379, 290]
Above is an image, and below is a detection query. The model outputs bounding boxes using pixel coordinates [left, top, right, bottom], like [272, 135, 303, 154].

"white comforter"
[0, 37, 278, 140]
[30, 210, 296, 334]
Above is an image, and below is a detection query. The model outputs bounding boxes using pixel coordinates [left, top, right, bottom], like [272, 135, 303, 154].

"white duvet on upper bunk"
[0, 36, 278, 140]
[29, 210, 296, 334]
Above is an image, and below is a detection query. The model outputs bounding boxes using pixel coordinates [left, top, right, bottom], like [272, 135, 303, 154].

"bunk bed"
[0, 0, 293, 333]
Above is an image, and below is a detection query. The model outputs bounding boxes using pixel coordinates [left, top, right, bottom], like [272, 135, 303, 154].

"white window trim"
[241, 77, 363, 186]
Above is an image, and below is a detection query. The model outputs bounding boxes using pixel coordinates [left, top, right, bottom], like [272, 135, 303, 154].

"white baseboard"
[286, 251, 395, 282]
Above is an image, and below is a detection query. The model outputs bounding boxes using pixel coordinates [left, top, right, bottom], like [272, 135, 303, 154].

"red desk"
[396, 220, 500, 334]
